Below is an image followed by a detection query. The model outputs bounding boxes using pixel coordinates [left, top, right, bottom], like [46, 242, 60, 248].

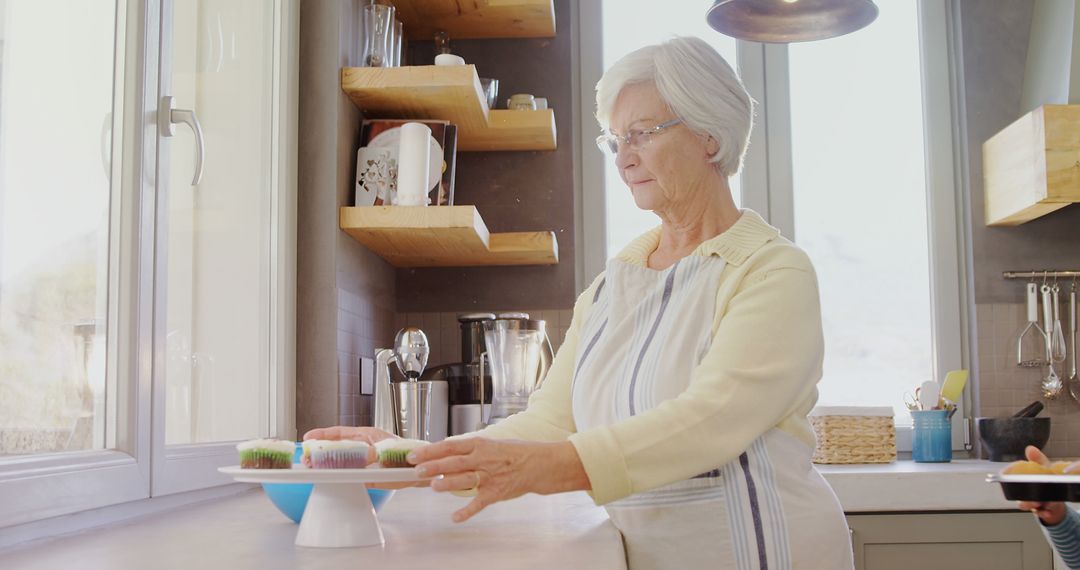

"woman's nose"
[614, 143, 638, 170]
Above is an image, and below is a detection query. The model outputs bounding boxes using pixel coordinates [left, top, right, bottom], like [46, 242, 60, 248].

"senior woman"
[306, 36, 853, 569]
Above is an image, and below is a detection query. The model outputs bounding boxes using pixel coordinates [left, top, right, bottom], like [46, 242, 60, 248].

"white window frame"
[575, 0, 970, 450]
[149, 0, 299, 497]
[0, 0, 298, 532]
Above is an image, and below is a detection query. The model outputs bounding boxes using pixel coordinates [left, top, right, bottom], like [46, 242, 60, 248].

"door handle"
[160, 95, 205, 185]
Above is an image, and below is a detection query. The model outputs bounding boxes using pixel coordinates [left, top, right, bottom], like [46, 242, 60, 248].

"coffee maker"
[423, 312, 554, 435]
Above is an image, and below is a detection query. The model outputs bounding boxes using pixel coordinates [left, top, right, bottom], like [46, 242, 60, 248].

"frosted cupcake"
[375, 438, 428, 468]
[308, 440, 370, 469]
[300, 439, 333, 468]
[237, 439, 295, 469]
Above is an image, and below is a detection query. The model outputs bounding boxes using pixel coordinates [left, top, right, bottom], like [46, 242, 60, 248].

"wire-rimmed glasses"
[596, 118, 682, 155]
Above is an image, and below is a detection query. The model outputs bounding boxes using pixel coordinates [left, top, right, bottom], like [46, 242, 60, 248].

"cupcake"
[300, 439, 332, 468]
[308, 440, 370, 469]
[375, 438, 428, 468]
[237, 439, 295, 469]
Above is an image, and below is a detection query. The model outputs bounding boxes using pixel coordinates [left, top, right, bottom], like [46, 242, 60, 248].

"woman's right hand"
[301, 426, 427, 489]
[1017, 445, 1067, 525]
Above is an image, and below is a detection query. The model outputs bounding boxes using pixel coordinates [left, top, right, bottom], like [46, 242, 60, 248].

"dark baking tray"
[987, 474, 1080, 502]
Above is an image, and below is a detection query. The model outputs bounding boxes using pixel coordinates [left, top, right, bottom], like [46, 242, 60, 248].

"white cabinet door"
[849, 512, 1053, 570]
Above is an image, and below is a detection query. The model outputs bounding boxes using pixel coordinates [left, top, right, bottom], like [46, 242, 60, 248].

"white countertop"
[820, 459, 1015, 512]
[0, 459, 1019, 568]
[0, 488, 627, 570]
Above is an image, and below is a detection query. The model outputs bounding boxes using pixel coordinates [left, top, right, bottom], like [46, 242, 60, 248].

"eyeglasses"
[595, 118, 683, 155]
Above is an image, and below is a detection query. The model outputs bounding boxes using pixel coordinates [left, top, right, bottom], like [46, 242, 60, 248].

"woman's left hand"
[410, 438, 590, 523]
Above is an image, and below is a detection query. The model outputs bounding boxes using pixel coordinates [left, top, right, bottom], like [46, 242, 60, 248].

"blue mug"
[912, 410, 951, 463]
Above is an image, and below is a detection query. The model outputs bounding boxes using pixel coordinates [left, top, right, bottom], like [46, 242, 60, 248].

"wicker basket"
[809, 406, 896, 464]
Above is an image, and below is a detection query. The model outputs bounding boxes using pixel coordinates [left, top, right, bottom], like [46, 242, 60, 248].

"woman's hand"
[1017, 445, 1067, 526]
[301, 426, 423, 490]
[410, 438, 591, 523]
[302, 425, 396, 445]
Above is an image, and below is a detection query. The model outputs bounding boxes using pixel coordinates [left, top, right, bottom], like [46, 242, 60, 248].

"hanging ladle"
[1042, 283, 1063, 399]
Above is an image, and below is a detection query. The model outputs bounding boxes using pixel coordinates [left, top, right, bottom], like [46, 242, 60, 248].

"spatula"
[938, 369, 968, 408]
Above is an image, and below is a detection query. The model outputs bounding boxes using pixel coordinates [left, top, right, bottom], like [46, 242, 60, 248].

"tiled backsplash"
[333, 297, 1080, 457]
[976, 302, 1080, 457]
[334, 306, 573, 427]
[336, 288, 396, 429]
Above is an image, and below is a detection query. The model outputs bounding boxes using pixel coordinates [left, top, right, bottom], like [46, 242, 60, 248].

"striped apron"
[571, 255, 854, 570]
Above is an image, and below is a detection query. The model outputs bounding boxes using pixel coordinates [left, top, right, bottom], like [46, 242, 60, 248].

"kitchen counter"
[0, 488, 627, 570]
[0, 459, 1019, 568]
[820, 459, 1015, 512]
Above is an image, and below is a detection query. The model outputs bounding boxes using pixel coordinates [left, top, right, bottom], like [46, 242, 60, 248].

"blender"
[480, 313, 554, 426]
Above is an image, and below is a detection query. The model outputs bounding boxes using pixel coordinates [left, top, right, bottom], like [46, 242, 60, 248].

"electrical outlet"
[360, 356, 374, 395]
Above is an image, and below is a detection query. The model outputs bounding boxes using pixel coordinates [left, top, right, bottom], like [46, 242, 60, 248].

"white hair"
[595, 36, 755, 177]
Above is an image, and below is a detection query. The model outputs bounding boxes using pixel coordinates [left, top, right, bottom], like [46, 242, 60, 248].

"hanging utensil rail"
[1004, 271, 1080, 279]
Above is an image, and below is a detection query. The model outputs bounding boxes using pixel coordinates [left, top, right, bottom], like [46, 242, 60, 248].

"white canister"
[450, 403, 492, 436]
[395, 122, 431, 206]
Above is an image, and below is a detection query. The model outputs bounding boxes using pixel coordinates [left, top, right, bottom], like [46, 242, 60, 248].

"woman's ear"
[704, 135, 721, 157]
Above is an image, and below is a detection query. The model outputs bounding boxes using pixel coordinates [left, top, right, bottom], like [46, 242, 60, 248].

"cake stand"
[219, 466, 432, 548]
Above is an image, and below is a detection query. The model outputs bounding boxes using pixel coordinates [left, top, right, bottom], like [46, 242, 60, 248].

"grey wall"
[296, 1, 577, 433]
[961, 0, 1080, 455]
[297, 0, 397, 436]
[394, 0, 578, 313]
[963, 0, 1080, 305]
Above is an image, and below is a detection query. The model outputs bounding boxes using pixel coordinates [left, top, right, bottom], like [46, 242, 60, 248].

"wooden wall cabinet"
[984, 105, 1080, 226]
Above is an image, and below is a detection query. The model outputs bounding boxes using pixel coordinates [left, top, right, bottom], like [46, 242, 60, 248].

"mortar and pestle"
[976, 401, 1051, 462]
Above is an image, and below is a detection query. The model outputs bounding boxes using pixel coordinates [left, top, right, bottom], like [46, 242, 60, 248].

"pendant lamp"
[707, 0, 879, 43]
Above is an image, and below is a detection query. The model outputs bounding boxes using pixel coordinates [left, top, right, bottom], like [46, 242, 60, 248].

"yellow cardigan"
[479, 209, 825, 505]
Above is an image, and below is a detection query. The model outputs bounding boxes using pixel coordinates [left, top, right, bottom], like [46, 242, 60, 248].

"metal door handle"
[160, 95, 205, 185]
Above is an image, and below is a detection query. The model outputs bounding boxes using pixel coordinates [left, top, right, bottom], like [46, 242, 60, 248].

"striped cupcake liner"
[310, 448, 368, 469]
[239, 448, 292, 469]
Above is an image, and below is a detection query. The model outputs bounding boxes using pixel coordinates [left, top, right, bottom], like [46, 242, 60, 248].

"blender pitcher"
[481, 318, 552, 424]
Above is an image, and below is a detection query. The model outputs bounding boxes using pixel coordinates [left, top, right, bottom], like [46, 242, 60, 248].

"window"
[0, 0, 297, 529]
[579, 1, 966, 441]
[0, 0, 116, 458]
[788, 3, 935, 425]
[598, 0, 739, 257]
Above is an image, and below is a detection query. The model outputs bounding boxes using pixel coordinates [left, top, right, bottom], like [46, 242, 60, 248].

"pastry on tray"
[374, 438, 428, 468]
[1002, 459, 1080, 475]
[237, 439, 295, 469]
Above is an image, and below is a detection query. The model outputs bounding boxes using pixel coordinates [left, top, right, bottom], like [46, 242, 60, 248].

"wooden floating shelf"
[388, 0, 555, 40]
[984, 105, 1080, 226]
[341, 65, 556, 152]
[340, 206, 558, 268]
